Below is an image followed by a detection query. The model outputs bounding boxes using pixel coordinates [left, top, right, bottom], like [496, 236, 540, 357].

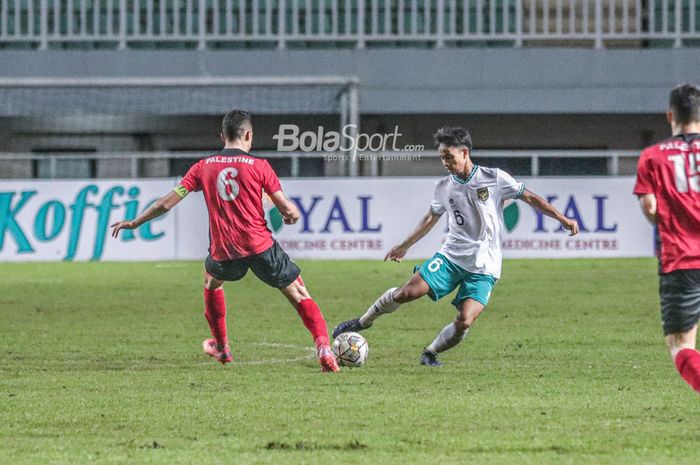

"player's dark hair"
[222, 110, 252, 141]
[433, 127, 473, 149]
[669, 84, 700, 124]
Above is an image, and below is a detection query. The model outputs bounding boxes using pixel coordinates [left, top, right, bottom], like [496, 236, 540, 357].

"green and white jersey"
[430, 165, 525, 279]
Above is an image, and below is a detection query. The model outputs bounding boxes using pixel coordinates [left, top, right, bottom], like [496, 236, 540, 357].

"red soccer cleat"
[317, 345, 340, 373]
[202, 338, 232, 364]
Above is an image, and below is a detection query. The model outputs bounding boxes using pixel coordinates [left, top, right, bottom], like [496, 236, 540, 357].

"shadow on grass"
[264, 439, 368, 451]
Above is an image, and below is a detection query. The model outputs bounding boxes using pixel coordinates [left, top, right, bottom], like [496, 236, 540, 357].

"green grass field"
[1, 258, 699, 465]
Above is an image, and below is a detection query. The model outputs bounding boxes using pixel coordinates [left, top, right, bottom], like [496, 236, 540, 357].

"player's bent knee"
[205, 280, 224, 290]
[293, 286, 311, 303]
[280, 279, 310, 304]
[204, 273, 224, 290]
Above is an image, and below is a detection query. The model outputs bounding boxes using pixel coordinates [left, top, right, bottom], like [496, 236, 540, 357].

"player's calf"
[280, 278, 335, 351]
[674, 349, 700, 393]
[359, 287, 400, 325]
[667, 327, 700, 393]
[425, 322, 469, 357]
[203, 286, 228, 347]
[333, 287, 401, 338]
[421, 299, 484, 365]
[295, 298, 331, 348]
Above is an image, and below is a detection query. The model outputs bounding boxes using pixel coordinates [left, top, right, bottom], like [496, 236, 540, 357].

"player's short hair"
[222, 110, 252, 141]
[433, 127, 473, 149]
[669, 84, 700, 124]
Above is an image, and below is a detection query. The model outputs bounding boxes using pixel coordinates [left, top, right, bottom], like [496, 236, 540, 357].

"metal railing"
[0, 150, 640, 178]
[0, 0, 698, 50]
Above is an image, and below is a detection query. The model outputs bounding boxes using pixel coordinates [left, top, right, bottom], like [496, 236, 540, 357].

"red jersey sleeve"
[179, 160, 203, 193]
[261, 160, 282, 194]
[633, 150, 655, 196]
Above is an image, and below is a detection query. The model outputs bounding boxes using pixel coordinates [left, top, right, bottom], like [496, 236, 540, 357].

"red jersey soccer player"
[634, 84, 700, 394]
[111, 110, 339, 372]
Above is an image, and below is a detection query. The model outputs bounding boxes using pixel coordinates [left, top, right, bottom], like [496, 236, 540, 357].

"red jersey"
[634, 134, 700, 273]
[177, 148, 282, 261]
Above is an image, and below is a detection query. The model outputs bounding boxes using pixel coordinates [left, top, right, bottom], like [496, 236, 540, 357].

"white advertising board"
[0, 177, 654, 262]
[255, 177, 655, 260]
[0, 179, 176, 261]
[500, 177, 655, 258]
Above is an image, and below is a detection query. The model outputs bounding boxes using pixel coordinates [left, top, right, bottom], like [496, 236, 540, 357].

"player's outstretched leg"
[281, 277, 339, 373]
[421, 298, 485, 367]
[332, 272, 430, 338]
[202, 273, 232, 364]
[667, 326, 700, 393]
[332, 287, 398, 338]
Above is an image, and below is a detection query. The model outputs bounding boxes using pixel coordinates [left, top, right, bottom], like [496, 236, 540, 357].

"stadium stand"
[1, 1, 699, 178]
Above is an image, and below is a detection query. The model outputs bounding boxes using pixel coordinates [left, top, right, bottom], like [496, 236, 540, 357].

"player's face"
[438, 145, 468, 174]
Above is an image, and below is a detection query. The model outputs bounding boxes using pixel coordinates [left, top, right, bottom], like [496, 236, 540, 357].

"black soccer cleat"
[331, 318, 371, 339]
[420, 349, 443, 367]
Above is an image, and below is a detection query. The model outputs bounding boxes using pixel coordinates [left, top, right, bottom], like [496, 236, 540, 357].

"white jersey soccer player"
[333, 127, 579, 366]
[432, 165, 525, 280]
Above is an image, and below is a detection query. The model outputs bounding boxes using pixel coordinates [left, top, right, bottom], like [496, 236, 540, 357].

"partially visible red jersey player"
[634, 84, 700, 393]
[111, 110, 339, 372]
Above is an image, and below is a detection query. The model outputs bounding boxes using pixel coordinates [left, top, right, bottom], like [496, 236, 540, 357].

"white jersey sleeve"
[496, 169, 525, 201]
[430, 181, 447, 216]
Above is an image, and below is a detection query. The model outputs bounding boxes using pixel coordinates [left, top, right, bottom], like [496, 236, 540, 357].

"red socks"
[296, 299, 330, 348]
[674, 348, 700, 393]
[204, 286, 328, 351]
[204, 288, 228, 346]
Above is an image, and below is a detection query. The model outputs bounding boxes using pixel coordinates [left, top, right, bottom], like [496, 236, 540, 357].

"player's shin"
[204, 287, 228, 346]
[674, 348, 700, 393]
[426, 322, 469, 354]
[296, 298, 330, 348]
[359, 287, 400, 327]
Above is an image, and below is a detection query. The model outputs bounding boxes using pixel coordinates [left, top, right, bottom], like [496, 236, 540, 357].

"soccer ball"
[332, 332, 369, 367]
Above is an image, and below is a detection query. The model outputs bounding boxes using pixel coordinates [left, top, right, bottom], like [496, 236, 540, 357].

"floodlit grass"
[1, 258, 699, 465]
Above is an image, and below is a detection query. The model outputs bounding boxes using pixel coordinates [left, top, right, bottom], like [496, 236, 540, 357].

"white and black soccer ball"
[332, 332, 369, 367]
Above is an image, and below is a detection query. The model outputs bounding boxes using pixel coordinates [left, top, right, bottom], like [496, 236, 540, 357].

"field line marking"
[235, 355, 316, 366]
[251, 341, 315, 351]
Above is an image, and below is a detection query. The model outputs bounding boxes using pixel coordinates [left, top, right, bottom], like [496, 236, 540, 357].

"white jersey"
[430, 165, 525, 279]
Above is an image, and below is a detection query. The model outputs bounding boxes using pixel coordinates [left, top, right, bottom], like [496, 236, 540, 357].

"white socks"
[426, 322, 469, 354]
[359, 287, 400, 327]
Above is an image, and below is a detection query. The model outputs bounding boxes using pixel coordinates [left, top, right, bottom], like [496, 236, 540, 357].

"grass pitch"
[1, 258, 699, 465]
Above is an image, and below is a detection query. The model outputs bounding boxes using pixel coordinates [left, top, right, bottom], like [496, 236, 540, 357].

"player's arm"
[269, 190, 300, 225]
[385, 208, 442, 262]
[519, 189, 579, 236]
[638, 193, 657, 225]
[111, 190, 183, 238]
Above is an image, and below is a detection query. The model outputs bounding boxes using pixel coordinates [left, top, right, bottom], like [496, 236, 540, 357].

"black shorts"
[659, 269, 700, 335]
[205, 241, 301, 289]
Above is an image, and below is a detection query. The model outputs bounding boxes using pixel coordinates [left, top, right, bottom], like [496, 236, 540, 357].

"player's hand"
[283, 214, 299, 225]
[111, 220, 137, 238]
[384, 244, 409, 262]
[561, 217, 579, 236]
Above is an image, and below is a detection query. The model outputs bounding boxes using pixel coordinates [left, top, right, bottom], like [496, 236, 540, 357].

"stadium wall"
[0, 177, 653, 262]
[1, 48, 698, 115]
